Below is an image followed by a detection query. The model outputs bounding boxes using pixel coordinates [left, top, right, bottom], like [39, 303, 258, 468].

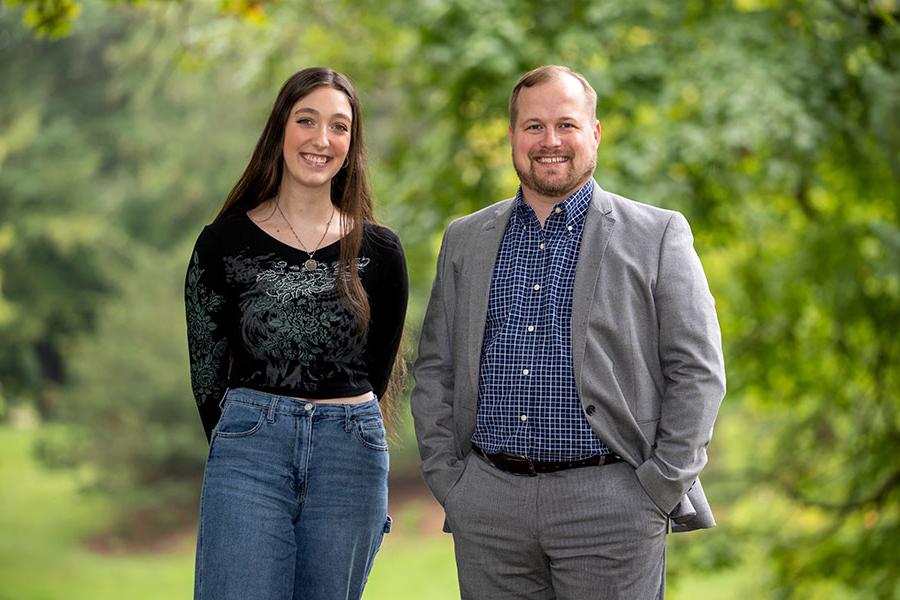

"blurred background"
[1, 0, 898, 598]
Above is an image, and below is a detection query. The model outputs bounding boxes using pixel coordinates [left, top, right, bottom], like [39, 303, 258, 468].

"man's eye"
[560, 123, 575, 129]
[526, 124, 542, 131]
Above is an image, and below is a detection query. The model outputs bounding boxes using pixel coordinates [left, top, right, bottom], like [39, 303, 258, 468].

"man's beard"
[514, 153, 595, 198]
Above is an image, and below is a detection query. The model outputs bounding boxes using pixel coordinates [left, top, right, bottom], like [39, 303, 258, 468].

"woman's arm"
[184, 226, 232, 442]
[364, 227, 409, 399]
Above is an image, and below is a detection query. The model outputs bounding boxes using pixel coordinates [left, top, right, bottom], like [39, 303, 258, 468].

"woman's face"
[281, 86, 353, 193]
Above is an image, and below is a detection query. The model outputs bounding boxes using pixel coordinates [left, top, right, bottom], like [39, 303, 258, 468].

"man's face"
[509, 75, 601, 202]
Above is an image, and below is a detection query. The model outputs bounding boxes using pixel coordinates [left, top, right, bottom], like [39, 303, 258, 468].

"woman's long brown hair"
[215, 67, 405, 430]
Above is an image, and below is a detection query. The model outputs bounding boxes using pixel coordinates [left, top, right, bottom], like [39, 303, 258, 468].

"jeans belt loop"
[267, 396, 278, 424]
[343, 404, 353, 432]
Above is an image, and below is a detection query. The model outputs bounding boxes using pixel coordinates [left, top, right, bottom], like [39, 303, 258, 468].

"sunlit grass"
[366, 534, 459, 599]
[0, 426, 193, 599]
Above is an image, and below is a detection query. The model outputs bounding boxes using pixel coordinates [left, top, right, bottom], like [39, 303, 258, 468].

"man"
[411, 65, 725, 599]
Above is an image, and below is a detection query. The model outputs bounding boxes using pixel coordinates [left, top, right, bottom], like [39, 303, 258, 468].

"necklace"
[275, 198, 336, 271]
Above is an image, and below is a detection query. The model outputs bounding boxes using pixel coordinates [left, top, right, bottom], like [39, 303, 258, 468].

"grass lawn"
[1, 424, 754, 599]
[0, 426, 191, 600]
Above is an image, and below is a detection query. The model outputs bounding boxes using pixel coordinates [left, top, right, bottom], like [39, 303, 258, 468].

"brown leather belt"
[472, 444, 623, 476]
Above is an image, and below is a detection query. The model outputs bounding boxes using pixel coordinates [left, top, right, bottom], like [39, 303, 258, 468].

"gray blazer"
[411, 182, 726, 532]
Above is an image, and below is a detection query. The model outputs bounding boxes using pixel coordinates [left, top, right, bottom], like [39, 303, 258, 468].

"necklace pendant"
[303, 258, 318, 271]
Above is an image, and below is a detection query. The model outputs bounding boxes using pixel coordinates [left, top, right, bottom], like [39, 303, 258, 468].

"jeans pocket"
[213, 401, 266, 438]
[354, 417, 389, 451]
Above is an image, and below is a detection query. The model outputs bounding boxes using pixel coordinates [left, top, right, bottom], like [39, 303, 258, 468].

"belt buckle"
[524, 458, 537, 476]
[504, 454, 537, 476]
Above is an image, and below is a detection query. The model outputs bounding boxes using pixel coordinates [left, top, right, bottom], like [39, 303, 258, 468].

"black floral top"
[185, 212, 408, 440]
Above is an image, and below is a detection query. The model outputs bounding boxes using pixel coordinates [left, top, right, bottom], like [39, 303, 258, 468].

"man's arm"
[411, 222, 466, 505]
[635, 212, 726, 513]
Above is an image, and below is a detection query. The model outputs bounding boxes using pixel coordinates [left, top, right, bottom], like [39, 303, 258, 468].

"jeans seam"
[195, 507, 204, 597]
[299, 414, 313, 507]
[195, 437, 218, 598]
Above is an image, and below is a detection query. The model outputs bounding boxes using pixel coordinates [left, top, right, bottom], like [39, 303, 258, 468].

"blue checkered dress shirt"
[472, 180, 610, 461]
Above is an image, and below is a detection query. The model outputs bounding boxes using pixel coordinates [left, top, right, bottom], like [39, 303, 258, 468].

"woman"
[184, 67, 407, 600]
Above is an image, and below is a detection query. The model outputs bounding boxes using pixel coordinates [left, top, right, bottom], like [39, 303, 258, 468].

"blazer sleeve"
[635, 212, 726, 513]
[411, 221, 465, 505]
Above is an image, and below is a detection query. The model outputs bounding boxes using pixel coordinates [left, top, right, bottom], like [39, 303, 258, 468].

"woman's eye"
[332, 123, 350, 133]
[296, 118, 314, 126]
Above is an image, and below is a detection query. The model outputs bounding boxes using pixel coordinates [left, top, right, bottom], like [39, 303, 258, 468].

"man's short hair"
[509, 65, 598, 127]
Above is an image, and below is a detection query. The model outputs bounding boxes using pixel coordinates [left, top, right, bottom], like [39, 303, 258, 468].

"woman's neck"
[275, 181, 335, 224]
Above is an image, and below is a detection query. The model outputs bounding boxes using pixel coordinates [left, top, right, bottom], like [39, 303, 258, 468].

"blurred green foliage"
[1, 0, 898, 597]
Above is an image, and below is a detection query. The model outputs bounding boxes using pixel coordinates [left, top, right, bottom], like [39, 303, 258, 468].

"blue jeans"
[194, 387, 391, 600]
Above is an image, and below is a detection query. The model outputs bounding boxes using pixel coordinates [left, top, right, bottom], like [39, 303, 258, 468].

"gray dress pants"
[443, 454, 668, 600]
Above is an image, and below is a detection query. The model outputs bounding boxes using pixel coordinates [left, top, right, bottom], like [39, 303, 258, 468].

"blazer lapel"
[572, 183, 616, 386]
[467, 201, 514, 392]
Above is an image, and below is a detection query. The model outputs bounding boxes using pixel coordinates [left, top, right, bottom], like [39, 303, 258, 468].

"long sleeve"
[184, 226, 232, 442]
[364, 228, 409, 399]
[410, 222, 464, 505]
[635, 212, 726, 513]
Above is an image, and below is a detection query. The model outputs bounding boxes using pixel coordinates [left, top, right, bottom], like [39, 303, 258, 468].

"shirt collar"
[513, 179, 595, 228]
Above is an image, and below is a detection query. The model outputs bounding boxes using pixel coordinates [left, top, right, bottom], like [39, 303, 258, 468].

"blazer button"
[585, 405, 596, 416]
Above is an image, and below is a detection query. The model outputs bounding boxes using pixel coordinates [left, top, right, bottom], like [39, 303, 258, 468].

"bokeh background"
[1, 0, 898, 598]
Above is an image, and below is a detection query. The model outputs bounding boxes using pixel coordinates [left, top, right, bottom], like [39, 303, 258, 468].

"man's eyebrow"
[520, 116, 578, 124]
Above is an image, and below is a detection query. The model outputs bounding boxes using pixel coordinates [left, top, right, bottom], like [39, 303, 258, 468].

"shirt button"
[567, 225, 573, 232]
[522, 368, 530, 376]
[520, 414, 528, 422]
[527, 325, 535, 332]
[533, 284, 541, 291]
[304, 403, 313, 410]
[585, 404, 596, 416]
[555, 207, 562, 214]
[538, 243, 545, 250]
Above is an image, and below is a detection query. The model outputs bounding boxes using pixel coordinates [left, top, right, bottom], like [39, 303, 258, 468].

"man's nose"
[541, 128, 562, 147]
